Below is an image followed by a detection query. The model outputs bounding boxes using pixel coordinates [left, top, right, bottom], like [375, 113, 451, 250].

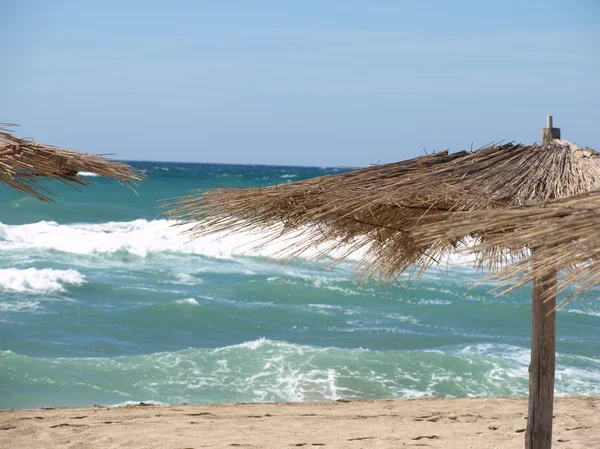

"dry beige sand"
[1, 397, 598, 449]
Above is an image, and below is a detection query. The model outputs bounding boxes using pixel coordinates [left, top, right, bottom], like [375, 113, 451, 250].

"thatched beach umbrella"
[0, 123, 142, 202]
[165, 117, 599, 449]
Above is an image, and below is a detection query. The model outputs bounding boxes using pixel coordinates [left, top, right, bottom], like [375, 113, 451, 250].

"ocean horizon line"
[115, 158, 361, 171]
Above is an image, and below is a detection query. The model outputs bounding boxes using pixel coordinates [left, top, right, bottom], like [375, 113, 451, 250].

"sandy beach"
[1, 396, 598, 449]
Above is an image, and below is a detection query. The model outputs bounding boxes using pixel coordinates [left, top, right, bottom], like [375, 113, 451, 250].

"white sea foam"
[565, 309, 600, 318]
[307, 304, 344, 310]
[5, 340, 599, 407]
[174, 298, 199, 306]
[205, 339, 349, 401]
[0, 219, 365, 261]
[0, 299, 41, 312]
[414, 299, 452, 305]
[0, 268, 85, 293]
[233, 337, 271, 351]
[0, 219, 481, 273]
[383, 313, 420, 325]
[77, 171, 99, 177]
[170, 272, 202, 285]
[275, 271, 365, 293]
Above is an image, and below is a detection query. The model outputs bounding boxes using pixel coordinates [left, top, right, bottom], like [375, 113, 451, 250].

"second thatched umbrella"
[0, 123, 142, 202]
[165, 117, 599, 449]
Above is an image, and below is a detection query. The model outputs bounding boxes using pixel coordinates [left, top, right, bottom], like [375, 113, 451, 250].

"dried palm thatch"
[411, 190, 600, 307]
[166, 139, 600, 281]
[0, 123, 143, 202]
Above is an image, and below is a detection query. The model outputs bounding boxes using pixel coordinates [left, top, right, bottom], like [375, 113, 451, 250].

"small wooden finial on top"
[542, 115, 561, 145]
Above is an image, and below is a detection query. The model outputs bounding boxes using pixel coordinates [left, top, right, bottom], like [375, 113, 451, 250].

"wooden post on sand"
[525, 116, 560, 449]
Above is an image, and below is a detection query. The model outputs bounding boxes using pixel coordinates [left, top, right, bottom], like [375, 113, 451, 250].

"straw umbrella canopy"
[168, 139, 600, 278]
[165, 118, 599, 449]
[0, 123, 142, 202]
[412, 189, 600, 307]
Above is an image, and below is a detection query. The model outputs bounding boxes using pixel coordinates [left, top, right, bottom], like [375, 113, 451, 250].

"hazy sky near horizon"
[2, 1, 599, 166]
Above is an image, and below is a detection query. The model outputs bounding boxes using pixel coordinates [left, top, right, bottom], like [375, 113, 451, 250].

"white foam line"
[0, 219, 483, 269]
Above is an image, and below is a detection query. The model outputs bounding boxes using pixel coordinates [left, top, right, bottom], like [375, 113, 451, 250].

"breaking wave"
[0, 219, 477, 266]
[2, 339, 598, 409]
[0, 268, 85, 293]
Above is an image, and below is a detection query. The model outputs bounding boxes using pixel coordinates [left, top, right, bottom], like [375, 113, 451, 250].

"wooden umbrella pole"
[526, 255, 557, 449]
[525, 116, 560, 449]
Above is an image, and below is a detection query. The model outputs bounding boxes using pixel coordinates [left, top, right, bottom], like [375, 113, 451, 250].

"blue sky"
[2, 1, 599, 166]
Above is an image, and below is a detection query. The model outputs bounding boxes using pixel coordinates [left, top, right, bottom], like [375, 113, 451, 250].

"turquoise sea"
[1, 162, 599, 409]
